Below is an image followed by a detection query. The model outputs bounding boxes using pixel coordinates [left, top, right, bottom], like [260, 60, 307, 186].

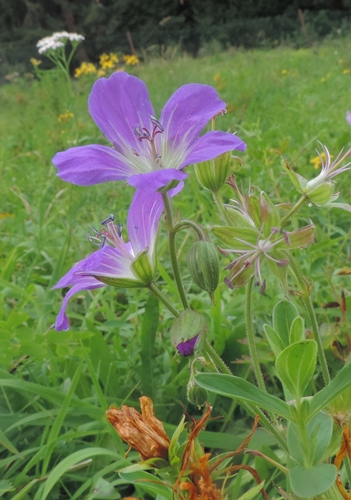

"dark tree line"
[1, 0, 351, 65]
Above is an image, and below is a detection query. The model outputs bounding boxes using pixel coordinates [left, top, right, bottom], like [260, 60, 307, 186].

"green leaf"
[275, 340, 317, 400]
[263, 324, 285, 357]
[0, 480, 14, 496]
[194, 373, 291, 419]
[0, 428, 21, 456]
[140, 294, 159, 398]
[289, 316, 304, 344]
[35, 447, 118, 500]
[308, 412, 334, 465]
[273, 300, 299, 348]
[119, 470, 172, 499]
[237, 481, 265, 500]
[211, 226, 258, 248]
[310, 362, 351, 419]
[289, 464, 337, 497]
[287, 412, 333, 467]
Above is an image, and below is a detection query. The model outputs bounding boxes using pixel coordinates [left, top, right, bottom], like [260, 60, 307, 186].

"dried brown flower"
[106, 396, 170, 461]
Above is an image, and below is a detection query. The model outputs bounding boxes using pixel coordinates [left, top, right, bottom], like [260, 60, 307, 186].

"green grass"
[1, 36, 351, 498]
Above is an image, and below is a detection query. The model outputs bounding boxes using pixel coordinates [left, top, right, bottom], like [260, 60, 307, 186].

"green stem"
[280, 194, 308, 229]
[245, 276, 267, 392]
[173, 219, 207, 240]
[212, 190, 232, 225]
[148, 282, 180, 318]
[162, 193, 189, 310]
[203, 338, 232, 374]
[288, 254, 331, 385]
[202, 339, 287, 450]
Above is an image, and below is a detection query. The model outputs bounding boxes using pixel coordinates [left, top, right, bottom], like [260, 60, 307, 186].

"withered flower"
[106, 396, 170, 462]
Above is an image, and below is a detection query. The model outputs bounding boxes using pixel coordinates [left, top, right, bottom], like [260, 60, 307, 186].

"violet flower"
[53, 189, 169, 331]
[53, 72, 246, 192]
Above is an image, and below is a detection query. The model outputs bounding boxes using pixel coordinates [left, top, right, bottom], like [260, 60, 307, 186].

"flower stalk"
[162, 193, 190, 310]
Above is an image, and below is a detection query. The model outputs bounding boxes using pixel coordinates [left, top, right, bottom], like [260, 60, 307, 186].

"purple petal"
[53, 250, 106, 289]
[55, 280, 105, 331]
[127, 190, 165, 256]
[160, 84, 226, 146]
[88, 72, 155, 151]
[180, 130, 246, 168]
[82, 246, 135, 279]
[128, 169, 187, 191]
[53, 145, 135, 186]
[176, 334, 199, 356]
[346, 111, 351, 126]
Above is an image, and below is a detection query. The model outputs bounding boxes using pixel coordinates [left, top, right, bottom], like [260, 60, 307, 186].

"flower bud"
[187, 241, 219, 296]
[130, 250, 155, 285]
[305, 182, 333, 205]
[170, 309, 206, 356]
[195, 151, 232, 192]
[187, 379, 208, 409]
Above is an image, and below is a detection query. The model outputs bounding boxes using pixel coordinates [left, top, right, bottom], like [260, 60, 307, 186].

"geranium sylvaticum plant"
[52, 72, 351, 500]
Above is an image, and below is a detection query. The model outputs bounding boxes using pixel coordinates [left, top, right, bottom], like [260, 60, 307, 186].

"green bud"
[130, 250, 155, 285]
[170, 309, 206, 356]
[187, 379, 208, 409]
[187, 241, 219, 296]
[195, 151, 232, 192]
[305, 182, 333, 205]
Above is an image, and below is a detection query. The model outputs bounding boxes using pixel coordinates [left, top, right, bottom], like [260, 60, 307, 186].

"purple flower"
[53, 72, 246, 191]
[346, 111, 351, 126]
[53, 189, 170, 331]
[176, 334, 200, 357]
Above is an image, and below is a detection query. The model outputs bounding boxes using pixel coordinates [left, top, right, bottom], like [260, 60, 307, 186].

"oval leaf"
[276, 340, 317, 400]
[273, 300, 299, 348]
[289, 464, 337, 497]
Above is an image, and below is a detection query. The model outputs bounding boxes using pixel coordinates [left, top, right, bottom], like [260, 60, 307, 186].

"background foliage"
[2, 0, 351, 80]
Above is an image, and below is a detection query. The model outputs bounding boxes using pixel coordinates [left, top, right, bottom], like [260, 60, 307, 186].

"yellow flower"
[310, 151, 333, 169]
[97, 68, 106, 77]
[281, 69, 288, 75]
[343, 69, 350, 75]
[320, 77, 326, 83]
[74, 62, 97, 78]
[30, 58, 42, 66]
[99, 52, 119, 69]
[123, 54, 139, 66]
[58, 111, 74, 122]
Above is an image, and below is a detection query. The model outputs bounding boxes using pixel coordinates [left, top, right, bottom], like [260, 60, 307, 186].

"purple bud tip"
[176, 334, 199, 356]
[259, 279, 267, 294]
[282, 230, 290, 246]
[224, 277, 234, 290]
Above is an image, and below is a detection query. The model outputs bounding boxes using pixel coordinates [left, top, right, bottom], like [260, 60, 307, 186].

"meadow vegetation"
[1, 36, 351, 498]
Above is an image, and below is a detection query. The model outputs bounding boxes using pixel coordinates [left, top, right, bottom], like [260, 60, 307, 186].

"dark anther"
[117, 223, 123, 237]
[150, 115, 164, 132]
[101, 214, 114, 226]
[99, 235, 107, 248]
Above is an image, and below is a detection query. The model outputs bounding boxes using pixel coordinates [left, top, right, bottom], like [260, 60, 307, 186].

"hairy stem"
[245, 276, 267, 392]
[148, 282, 180, 318]
[173, 219, 207, 240]
[280, 194, 308, 229]
[212, 190, 232, 226]
[288, 254, 331, 385]
[162, 193, 189, 310]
